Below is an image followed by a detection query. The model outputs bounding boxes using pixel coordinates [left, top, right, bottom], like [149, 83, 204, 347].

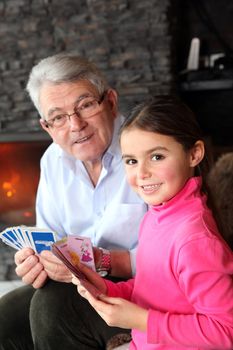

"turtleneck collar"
[150, 177, 207, 223]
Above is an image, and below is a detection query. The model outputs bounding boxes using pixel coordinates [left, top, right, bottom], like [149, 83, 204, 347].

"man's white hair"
[26, 53, 109, 118]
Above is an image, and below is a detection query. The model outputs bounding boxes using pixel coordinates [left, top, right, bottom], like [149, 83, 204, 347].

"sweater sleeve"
[104, 278, 135, 300]
[147, 237, 233, 348]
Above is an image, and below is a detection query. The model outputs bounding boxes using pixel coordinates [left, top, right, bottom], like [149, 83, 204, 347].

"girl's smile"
[140, 183, 162, 194]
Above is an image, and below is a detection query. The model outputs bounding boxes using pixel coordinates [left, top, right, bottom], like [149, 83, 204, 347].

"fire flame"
[2, 173, 20, 198]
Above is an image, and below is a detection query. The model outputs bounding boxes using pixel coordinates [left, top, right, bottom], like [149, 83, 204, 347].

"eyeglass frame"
[43, 91, 107, 129]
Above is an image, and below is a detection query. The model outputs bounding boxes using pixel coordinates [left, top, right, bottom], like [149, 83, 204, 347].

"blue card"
[0, 226, 57, 253]
[29, 230, 56, 253]
[1, 229, 22, 250]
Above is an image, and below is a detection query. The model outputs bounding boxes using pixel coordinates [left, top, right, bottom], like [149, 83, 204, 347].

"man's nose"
[69, 113, 87, 131]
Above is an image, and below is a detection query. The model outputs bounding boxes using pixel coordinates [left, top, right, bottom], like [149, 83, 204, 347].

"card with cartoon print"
[51, 235, 100, 297]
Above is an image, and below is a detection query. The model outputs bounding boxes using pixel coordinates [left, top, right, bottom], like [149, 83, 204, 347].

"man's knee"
[30, 280, 79, 335]
[0, 285, 34, 350]
[30, 281, 66, 327]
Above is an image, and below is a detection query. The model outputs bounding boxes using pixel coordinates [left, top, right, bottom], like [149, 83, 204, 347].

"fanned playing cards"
[0, 226, 56, 253]
[0, 227, 101, 297]
[51, 235, 101, 297]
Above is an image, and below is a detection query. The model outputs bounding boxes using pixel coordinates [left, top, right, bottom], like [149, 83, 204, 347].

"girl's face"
[121, 128, 203, 206]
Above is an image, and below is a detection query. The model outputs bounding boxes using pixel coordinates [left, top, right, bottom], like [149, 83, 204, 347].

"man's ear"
[40, 118, 53, 138]
[106, 89, 118, 118]
[189, 140, 205, 168]
[40, 118, 48, 130]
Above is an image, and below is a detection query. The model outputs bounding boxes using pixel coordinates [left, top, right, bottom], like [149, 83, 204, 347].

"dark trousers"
[0, 280, 129, 350]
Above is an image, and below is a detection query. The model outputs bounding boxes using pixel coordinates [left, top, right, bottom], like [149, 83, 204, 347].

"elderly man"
[0, 53, 147, 349]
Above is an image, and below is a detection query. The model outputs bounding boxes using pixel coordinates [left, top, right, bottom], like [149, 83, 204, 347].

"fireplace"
[0, 132, 51, 229]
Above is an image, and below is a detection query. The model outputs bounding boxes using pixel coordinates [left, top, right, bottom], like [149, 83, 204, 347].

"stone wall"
[0, 0, 175, 134]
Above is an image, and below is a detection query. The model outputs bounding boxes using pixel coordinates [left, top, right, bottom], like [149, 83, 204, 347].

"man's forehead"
[41, 80, 97, 95]
[39, 81, 98, 115]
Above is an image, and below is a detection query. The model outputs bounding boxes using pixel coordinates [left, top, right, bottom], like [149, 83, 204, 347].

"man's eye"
[80, 100, 95, 110]
[125, 159, 137, 165]
[151, 154, 164, 161]
[53, 115, 66, 122]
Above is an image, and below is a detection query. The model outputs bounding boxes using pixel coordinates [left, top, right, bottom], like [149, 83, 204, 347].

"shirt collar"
[104, 114, 124, 162]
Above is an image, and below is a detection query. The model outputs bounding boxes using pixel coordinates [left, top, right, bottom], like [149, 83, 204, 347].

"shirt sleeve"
[147, 237, 233, 348]
[129, 247, 137, 276]
[105, 278, 135, 300]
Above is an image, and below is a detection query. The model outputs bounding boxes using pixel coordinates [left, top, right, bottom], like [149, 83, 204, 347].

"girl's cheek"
[126, 172, 136, 187]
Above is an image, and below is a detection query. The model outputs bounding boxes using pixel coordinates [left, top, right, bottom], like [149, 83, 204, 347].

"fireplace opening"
[0, 140, 51, 229]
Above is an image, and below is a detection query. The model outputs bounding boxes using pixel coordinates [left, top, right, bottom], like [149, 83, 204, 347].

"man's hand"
[39, 250, 72, 283]
[15, 248, 47, 289]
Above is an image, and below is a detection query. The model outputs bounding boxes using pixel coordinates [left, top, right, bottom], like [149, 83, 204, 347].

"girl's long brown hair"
[121, 95, 226, 243]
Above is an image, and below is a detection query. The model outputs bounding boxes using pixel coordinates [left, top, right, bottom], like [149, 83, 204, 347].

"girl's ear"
[189, 140, 205, 168]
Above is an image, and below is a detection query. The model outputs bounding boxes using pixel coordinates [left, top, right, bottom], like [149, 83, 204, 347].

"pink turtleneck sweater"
[105, 177, 233, 349]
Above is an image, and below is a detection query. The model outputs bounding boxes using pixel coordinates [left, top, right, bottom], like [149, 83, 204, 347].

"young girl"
[72, 95, 233, 349]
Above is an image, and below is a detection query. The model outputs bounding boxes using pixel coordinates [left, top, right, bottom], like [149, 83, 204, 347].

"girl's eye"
[125, 158, 137, 165]
[151, 154, 164, 161]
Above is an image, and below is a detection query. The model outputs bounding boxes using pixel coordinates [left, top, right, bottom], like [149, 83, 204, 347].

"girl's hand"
[96, 295, 148, 331]
[72, 263, 107, 295]
[78, 291, 148, 331]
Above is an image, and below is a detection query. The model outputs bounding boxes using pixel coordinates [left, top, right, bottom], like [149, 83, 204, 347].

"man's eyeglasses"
[44, 92, 106, 129]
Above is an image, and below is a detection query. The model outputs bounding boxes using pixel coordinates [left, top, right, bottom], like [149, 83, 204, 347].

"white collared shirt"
[36, 116, 147, 274]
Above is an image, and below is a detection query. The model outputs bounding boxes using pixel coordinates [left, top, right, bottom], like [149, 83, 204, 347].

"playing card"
[26, 228, 57, 253]
[52, 235, 101, 297]
[53, 235, 95, 271]
[0, 226, 57, 253]
[0, 228, 23, 250]
[20, 227, 35, 248]
[52, 243, 86, 279]
[13, 226, 32, 248]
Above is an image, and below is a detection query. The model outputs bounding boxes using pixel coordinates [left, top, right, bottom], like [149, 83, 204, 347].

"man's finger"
[15, 248, 35, 265]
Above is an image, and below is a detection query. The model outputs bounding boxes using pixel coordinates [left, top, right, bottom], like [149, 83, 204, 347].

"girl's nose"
[137, 163, 151, 179]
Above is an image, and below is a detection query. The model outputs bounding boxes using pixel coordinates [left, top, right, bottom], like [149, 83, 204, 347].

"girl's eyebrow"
[122, 146, 169, 159]
[122, 154, 133, 159]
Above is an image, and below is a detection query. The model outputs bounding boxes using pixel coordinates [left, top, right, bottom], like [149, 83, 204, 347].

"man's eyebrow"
[75, 93, 92, 103]
[47, 107, 62, 117]
[47, 94, 92, 117]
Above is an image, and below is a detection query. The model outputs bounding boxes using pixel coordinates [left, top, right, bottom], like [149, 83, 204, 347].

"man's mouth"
[75, 134, 93, 144]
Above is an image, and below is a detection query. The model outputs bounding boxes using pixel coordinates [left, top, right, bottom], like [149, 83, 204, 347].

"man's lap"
[0, 280, 129, 349]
